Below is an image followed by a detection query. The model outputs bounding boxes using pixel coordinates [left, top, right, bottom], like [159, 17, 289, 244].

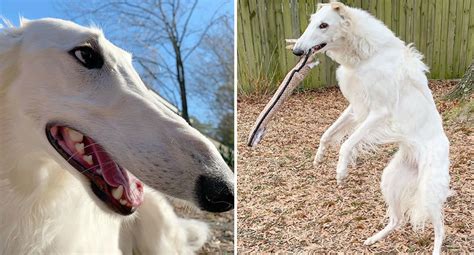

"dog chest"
[336, 66, 369, 116]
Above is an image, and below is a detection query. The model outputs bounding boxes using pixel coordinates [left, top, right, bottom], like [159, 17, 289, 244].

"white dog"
[0, 18, 234, 254]
[293, 2, 450, 254]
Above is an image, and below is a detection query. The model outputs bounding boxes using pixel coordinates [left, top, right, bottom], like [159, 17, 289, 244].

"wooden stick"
[247, 45, 319, 147]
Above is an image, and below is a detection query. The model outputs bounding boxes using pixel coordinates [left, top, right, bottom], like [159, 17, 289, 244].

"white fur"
[295, 3, 450, 254]
[0, 18, 233, 254]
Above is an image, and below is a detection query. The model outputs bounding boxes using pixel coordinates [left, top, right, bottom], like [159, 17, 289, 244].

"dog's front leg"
[314, 106, 354, 166]
[336, 110, 387, 184]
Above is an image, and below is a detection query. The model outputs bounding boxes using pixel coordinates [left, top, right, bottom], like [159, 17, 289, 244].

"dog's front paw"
[313, 146, 326, 167]
[335, 155, 349, 185]
[336, 173, 347, 186]
[336, 166, 348, 185]
[313, 153, 324, 167]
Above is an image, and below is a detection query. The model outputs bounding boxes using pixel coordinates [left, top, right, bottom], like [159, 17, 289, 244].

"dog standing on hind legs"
[292, 2, 450, 254]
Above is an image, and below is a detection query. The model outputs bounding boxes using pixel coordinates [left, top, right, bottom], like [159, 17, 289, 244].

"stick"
[247, 47, 319, 147]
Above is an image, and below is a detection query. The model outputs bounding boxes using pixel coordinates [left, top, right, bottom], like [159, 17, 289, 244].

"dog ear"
[19, 17, 31, 27]
[330, 2, 351, 25]
[0, 27, 22, 55]
[0, 19, 23, 64]
[0, 23, 22, 90]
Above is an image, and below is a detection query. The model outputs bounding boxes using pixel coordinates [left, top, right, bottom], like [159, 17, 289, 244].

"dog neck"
[0, 100, 85, 252]
[326, 8, 404, 68]
[0, 102, 78, 199]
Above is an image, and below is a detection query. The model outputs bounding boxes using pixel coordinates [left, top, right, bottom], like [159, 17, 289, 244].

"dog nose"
[293, 48, 305, 56]
[195, 175, 234, 212]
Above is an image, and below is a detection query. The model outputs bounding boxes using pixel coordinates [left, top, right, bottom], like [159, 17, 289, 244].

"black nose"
[293, 48, 305, 56]
[195, 175, 234, 212]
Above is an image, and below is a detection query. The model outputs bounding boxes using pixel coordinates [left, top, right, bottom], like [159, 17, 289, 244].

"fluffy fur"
[0, 18, 233, 254]
[294, 2, 450, 254]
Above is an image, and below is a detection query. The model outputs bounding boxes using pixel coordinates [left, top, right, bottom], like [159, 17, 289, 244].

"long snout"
[292, 48, 305, 56]
[292, 38, 311, 56]
[110, 90, 235, 212]
[171, 126, 234, 212]
[195, 175, 234, 212]
[153, 120, 235, 212]
[292, 29, 315, 56]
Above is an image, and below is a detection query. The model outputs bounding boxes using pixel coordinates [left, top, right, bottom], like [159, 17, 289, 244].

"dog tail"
[408, 139, 451, 231]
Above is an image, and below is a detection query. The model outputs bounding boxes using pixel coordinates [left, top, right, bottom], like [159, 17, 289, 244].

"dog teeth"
[50, 126, 58, 136]
[68, 129, 84, 142]
[112, 185, 124, 200]
[119, 199, 127, 205]
[75, 143, 85, 154]
[83, 155, 93, 165]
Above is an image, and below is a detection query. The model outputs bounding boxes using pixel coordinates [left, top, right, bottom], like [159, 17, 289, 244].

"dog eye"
[69, 46, 104, 69]
[319, 23, 329, 29]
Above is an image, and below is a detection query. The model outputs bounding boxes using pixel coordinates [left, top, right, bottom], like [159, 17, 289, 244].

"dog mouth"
[46, 124, 144, 215]
[312, 42, 327, 52]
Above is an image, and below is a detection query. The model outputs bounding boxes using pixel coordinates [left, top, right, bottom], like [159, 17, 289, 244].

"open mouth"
[46, 124, 144, 215]
[312, 42, 327, 52]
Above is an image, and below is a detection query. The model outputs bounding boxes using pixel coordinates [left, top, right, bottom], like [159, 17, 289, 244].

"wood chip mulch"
[237, 80, 473, 253]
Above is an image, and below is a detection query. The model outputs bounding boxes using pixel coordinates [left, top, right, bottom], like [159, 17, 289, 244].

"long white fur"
[0, 18, 235, 254]
[294, 2, 450, 254]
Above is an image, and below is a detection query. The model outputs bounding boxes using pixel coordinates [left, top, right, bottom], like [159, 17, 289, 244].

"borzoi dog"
[293, 2, 450, 254]
[0, 18, 233, 254]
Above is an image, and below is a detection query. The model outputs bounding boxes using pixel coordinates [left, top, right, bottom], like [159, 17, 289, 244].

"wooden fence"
[237, 0, 474, 93]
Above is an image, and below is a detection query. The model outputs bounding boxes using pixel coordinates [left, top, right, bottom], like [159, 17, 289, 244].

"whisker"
[66, 142, 100, 162]
[79, 160, 117, 174]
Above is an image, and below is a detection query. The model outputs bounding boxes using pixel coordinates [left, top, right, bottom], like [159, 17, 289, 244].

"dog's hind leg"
[431, 211, 445, 255]
[364, 209, 401, 245]
[414, 143, 450, 255]
[364, 149, 416, 245]
[314, 106, 354, 166]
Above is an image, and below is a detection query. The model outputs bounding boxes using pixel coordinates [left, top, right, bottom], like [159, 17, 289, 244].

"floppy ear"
[0, 22, 22, 88]
[19, 17, 31, 26]
[330, 2, 351, 25]
[0, 28, 22, 55]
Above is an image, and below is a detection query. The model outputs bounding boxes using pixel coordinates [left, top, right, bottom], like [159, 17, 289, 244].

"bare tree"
[185, 14, 234, 165]
[59, 0, 224, 123]
[191, 14, 234, 143]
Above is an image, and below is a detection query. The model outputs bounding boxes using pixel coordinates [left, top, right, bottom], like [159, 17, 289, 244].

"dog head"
[0, 18, 233, 215]
[293, 2, 350, 56]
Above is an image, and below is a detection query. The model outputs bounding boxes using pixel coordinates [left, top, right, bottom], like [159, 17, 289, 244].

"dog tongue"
[90, 142, 128, 187]
[86, 138, 144, 206]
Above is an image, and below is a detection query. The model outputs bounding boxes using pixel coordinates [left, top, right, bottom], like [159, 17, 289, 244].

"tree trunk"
[175, 48, 190, 124]
[447, 61, 473, 100]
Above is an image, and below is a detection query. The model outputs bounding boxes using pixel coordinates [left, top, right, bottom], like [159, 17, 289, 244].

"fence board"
[238, 0, 474, 92]
[439, 0, 450, 79]
[468, 0, 474, 68]
[406, 0, 413, 44]
[418, 0, 427, 62]
[446, 0, 456, 79]
[458, 0, 470, 76]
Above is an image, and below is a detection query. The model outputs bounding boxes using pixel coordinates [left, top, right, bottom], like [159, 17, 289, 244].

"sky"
[0, 0, 233, 129]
